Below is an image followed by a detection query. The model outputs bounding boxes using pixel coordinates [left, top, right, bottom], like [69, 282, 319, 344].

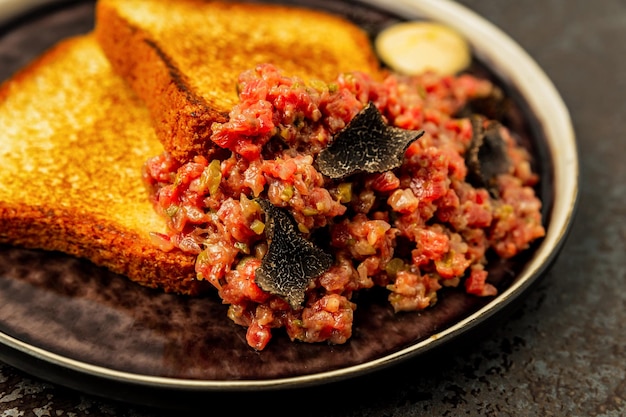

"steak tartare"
[143, 63, 545, 350]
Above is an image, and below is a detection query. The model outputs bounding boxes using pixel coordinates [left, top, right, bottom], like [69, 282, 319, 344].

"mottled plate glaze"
[0, 0, 577, 405]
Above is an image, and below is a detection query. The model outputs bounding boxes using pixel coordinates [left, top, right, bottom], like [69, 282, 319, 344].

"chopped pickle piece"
[199, 159, 222, 196]
[337, 182, 353, 203]
[250, 219, 265, 235]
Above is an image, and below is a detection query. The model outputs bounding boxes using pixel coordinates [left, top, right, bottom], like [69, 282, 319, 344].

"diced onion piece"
[375, 21, 471, 75]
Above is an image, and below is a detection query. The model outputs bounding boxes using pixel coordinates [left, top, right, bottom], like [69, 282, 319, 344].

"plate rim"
[0, 0, 578, 394]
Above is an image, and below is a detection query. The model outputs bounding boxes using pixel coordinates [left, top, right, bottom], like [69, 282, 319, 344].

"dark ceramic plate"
[0, 0, 577, 405]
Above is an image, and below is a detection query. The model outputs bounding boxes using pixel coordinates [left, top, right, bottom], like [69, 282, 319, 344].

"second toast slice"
[95, 0, 382, 162]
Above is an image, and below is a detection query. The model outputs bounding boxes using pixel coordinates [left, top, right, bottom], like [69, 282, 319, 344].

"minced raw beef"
[143, 64, 545, 350]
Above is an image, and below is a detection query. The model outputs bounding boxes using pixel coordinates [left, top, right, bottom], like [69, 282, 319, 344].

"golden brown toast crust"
[96, 4, 228, 163]
[0, 203, 202, 294]
[0, 35, 204, 295]
[95, 0, 382, 162]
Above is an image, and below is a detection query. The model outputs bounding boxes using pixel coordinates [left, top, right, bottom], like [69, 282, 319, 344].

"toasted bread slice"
[95, 0, 382, 162]
[0, 35, 205, 295]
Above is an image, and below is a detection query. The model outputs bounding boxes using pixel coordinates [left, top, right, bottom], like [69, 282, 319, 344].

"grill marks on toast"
[144, 39, 207, 108]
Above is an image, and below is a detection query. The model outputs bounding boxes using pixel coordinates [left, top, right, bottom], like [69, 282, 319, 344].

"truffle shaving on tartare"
[317, 102, 425, 179]
[255, 198, 333, 309]
[465, 116, 512, 197]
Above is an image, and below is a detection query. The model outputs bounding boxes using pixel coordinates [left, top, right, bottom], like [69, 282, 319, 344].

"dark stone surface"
[0, 0, 624, 416]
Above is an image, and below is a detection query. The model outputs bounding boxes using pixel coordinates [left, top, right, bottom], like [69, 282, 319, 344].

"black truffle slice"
[457, 84, 510, 122]
[317, 102, 424, 179]
[465, 116, 511, 196]
[255, 199, 333, 309]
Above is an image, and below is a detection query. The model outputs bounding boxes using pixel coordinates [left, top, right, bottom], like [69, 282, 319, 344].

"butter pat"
[375, 21, 471, 75]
